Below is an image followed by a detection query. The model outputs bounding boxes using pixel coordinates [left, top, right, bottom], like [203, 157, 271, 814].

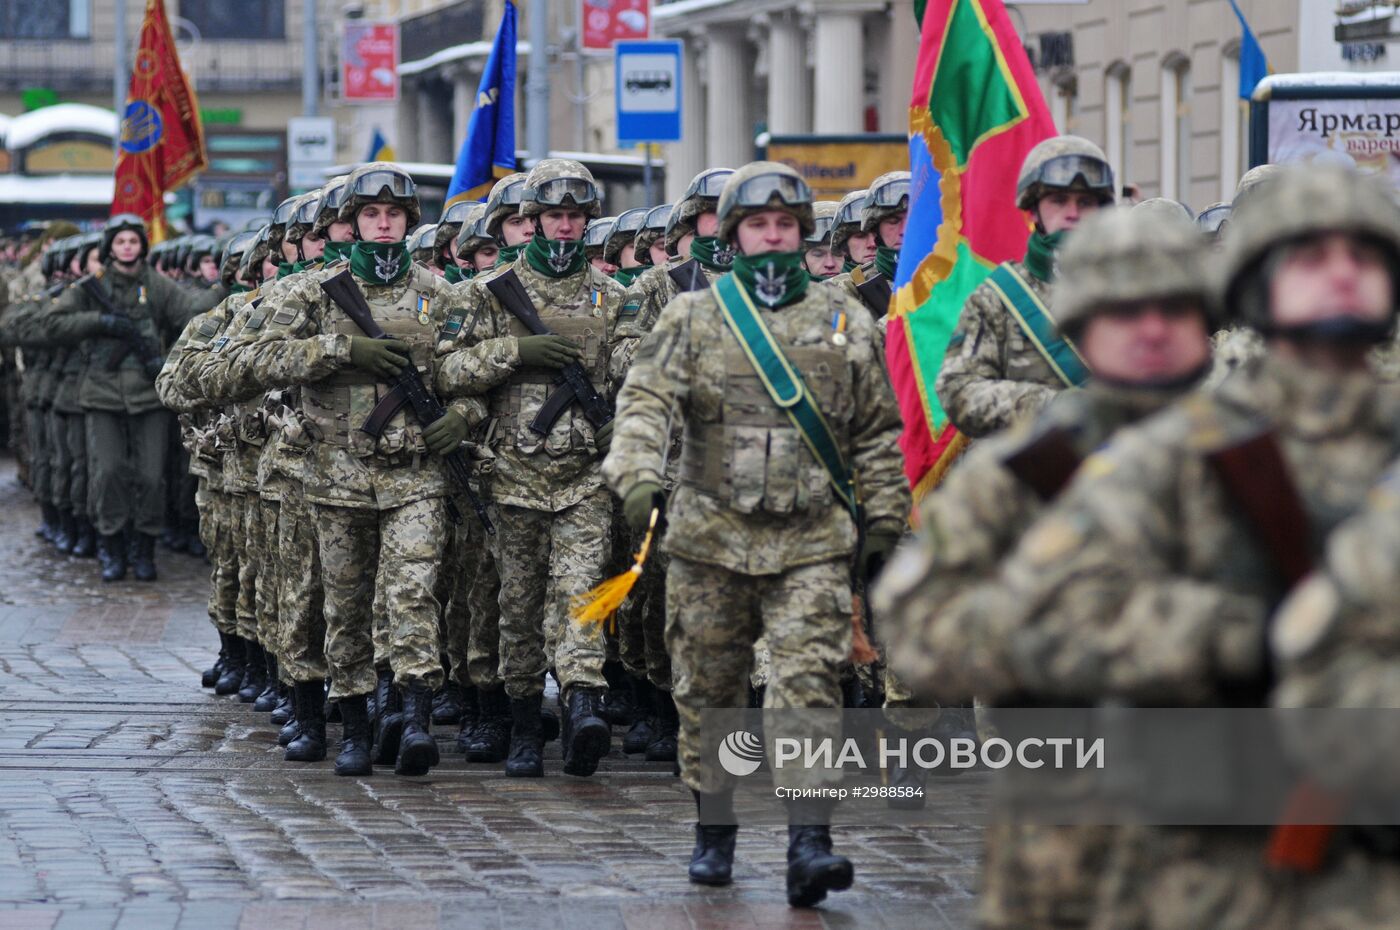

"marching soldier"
[936, 136, 1115, 439]
[603, 162, 910, 907]
[802, 202, 844, 281]
[583, 217, 618, 276]
[830, 189, 872, 273]
[634, 204, 675, 269]
[826, 171, 909, 320]
[605, 207, 648, 287]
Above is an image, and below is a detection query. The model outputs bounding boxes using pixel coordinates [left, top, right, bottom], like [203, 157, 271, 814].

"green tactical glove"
[859, 529, 902, 585]
[623, 480, 664, 535]
[422, 409, 468, 456]
[347, 335, 411, 379]
[517, 334, 582, 370]
[594, 419, 615, 456]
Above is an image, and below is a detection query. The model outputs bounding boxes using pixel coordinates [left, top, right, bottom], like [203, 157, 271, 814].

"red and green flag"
[886, 0, 1055, 499]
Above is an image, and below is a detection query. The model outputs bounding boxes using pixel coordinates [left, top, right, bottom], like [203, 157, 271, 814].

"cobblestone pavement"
[0, 455, 984, 929]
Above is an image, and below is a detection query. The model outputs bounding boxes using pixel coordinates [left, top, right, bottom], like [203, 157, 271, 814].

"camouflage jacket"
[156, 302, 241, 480]
[615, 257, 721, 379]
[602, 276, 910, 575]
[434, 259, 630, 512]
[214, 262, 466, 511]
[991, 357, 1400, 706]
[876, 381, 1192, 706]
[934, 260, 1062, 439]
[825, 261, 890, 322]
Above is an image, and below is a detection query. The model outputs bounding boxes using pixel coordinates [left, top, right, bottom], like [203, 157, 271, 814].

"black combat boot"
[688, 790, 738, 886]
[71, 518, 96, 558]
[599, 661, 635, 726]
[505, 693, 544, 778]
[37, 502, 59, 542]
[128, 532, 158, 582]
[214, 636, 248, 695]
[202, 631, 234, 688]
[622, 678, 657, 754]
[784, 801, 853, 908]
[277, 685, 301, 746]
[97, 531, 128, 582]
[371, 668, 405, 765]
[167, 524, 188, 553]
[395, 683, 440, 776]
[645, 689, 679, 762]
[53, 508, 77, 554]
[464, 686, 510, 763]
[270, 682, 294, 726]
[253, 653, 280, 712]
[334, 693, 373, 776]
[431, 680, 467, 725]
[452, 685, 480, 753]
[285, 680, 328, 763]
[237, 641, 267, 703]
[562, 687, 611, 777]
[184, 518, 206, 559]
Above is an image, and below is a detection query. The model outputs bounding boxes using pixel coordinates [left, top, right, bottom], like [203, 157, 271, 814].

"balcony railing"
[0, 39, 302, 95]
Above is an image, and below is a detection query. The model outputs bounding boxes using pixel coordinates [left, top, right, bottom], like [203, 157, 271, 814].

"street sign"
[582, 0, 650, 51]
[287, 116, 336, 189]
[342, 22, 399, 102]
[615, 39, 682, 145]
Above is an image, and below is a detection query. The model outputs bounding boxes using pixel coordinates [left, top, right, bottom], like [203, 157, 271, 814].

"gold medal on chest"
[416, 294, 431, 326]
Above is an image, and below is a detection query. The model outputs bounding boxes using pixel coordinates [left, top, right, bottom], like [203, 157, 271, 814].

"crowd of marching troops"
[3, 138, 1400, 921]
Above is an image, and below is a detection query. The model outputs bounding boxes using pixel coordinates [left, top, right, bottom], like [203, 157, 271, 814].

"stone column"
[705, 27, 752, 169]
[766, 12, 810, 135]
[665, 34, 707, 201]
[396, 79, 418, 161]
[813, 10, 864, 134]
[878, 1, 919, 134]
[452, 68, 476, 154]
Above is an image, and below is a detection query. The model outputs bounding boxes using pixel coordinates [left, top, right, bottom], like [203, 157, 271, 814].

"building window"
[1, 0, 90, 39]
[180, 0, 285, 40]
[1051, 74, 1078, 134]
[1220, 50, 1248, 200]
[1105, 63, 1132, 194]
[1160, 54, 1191, 203]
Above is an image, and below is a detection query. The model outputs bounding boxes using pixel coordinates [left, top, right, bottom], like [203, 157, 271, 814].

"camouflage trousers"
[616, 529, 671, 691]
[277, 486, 326, 684]
[315, 496, 448, 699]
[441, 500, 501, 690]
[198, 480, 240, 638]
[495, 490, 612, 699]
[979, 824, 1116, 930]
[233, 492, 261, 644]
[60, 411, 86, 516]
[255, 495, 281, 659]
[668, 556, 851, 795]
[26, 406, 49, 509]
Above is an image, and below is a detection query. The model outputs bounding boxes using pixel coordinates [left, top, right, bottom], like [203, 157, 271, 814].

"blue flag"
[366, 127, 395, 162]
[1229, 0, 1269, 100]
[446, 0, 518, 204]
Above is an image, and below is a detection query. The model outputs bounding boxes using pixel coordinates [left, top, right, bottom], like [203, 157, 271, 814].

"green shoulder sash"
[712, 273, 858, 518]
[985, 263, 1090, 388]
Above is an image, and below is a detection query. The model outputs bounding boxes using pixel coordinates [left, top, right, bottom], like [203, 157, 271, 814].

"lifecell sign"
[342, 22, 399, 102]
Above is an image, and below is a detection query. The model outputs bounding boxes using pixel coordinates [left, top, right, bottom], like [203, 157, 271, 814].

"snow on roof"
[1255, 71, 1400, 100]
[324, 149, 664, 182]
[5, 103, 117, 152]
[0, 173, 114, 205]
[399, 40, 532, 77]
[0, 114, 11, 138]
[653, 0, 737, 20]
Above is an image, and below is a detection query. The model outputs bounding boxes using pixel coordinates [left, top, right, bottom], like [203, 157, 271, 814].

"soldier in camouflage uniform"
[634, 203, 675, 268]
[603, 162, 910, 906]
[46, 215, 203, 581]
[605, 207, 648, 288]
[481, 172, 532, 268]
[407, 224, 441, 272]
[583, 217, 617, 276]
[875, 204, 1218, 929]
[935, 136, 1115, 438]
[826, 171, 909, 321]
[433, 198, 476, 286]
[215, 163, 467, 778]
[985, 164, 1400, 929]
[830, 189, 872, 272]
[802, 202, 843, 281]
[435, 158, 629, 779]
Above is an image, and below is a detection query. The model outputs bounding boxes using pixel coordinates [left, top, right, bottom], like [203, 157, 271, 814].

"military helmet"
[1055, 206, 1214, 336]
[1233, 163, 1284, 211]
[338, 161, 421, 229]
[716, 161, 816, 243]
[286, 191, 323, 244]
[100, 213, 149, 263]
[806, 201, 842, 247]
[633, 203, 674, 263]
[221, 228, 259, 287]
[830, 189, 869, 255]
[519, 158, 602, 219]
[583, 217, 616, 258]
[267, 195, 300, 253]
[171, 236, 194, 271]
[1016, 135, 1115, 210]
[453, 203, 493, 260]
[1132, 198, 1193, 224]
[861, 171, 912, 234]
[184, 234, 217, 273]
[667, 167, 734, 249]
[1220, 164, 1400, 328]
[604, 207, 647, 265]
[435, 198, 476, 254]
[1196, 202, 1232, 238]
[483, 172, 530, 238]
[312, 176, 350, 238]
[408, 223, 440, 264]
[239, 224, 273, 282]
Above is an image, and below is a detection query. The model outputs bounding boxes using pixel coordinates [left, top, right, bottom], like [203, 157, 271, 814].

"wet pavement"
[0, 454, 983, 929]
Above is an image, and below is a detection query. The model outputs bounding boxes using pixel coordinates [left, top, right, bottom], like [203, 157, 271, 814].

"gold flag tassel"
[571, 504, 660, 635]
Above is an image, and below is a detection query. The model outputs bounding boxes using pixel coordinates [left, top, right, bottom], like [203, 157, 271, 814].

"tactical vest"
[679, 341, 851, 516]
[301, 279, 440, 460]
[489, 278, 609, 456]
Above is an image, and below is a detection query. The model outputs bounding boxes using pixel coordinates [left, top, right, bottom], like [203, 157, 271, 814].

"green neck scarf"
[689, 235, 735, 272]
[731, 251, 809, 310]
[523, 234, 585, 278]
[842, 257, 859, 274]
[806, 269, 835, 283]
[349, 240, 411, 286]
[323, 241, 353, 263]
[613, 267, 642, 287]
[229, 283, 251, 294]
[874, 245, 900, 280]
[443, 263, 465, 284]
[496, 243, 524, 266]
[276, 262, 295, 279]
[1023, 230, 1065, 283]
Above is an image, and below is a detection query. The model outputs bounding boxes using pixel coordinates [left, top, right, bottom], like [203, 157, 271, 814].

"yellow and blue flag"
[1229, 0, 1270, 100]
[446, 0, 518, 204]
[366, 127, 396, 162]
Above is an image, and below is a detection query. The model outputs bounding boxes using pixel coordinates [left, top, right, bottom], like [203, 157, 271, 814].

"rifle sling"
[667, 259, 709, 294]
[854, 274, 892, 317]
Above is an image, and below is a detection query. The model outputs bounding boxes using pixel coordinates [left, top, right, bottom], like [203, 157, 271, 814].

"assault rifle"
[80, 274, 164, 373]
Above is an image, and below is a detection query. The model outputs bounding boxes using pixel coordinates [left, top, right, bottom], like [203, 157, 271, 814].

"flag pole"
[114, 0, 128, 153]
[302, 0, 319, 117]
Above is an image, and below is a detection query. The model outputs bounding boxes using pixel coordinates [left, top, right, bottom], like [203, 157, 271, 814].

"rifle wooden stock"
[1000, 424, 1083, 502]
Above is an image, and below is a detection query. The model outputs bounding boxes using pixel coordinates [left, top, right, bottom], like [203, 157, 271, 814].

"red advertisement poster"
[581, 0, 650, 51]
[342, 22, 399, 102]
